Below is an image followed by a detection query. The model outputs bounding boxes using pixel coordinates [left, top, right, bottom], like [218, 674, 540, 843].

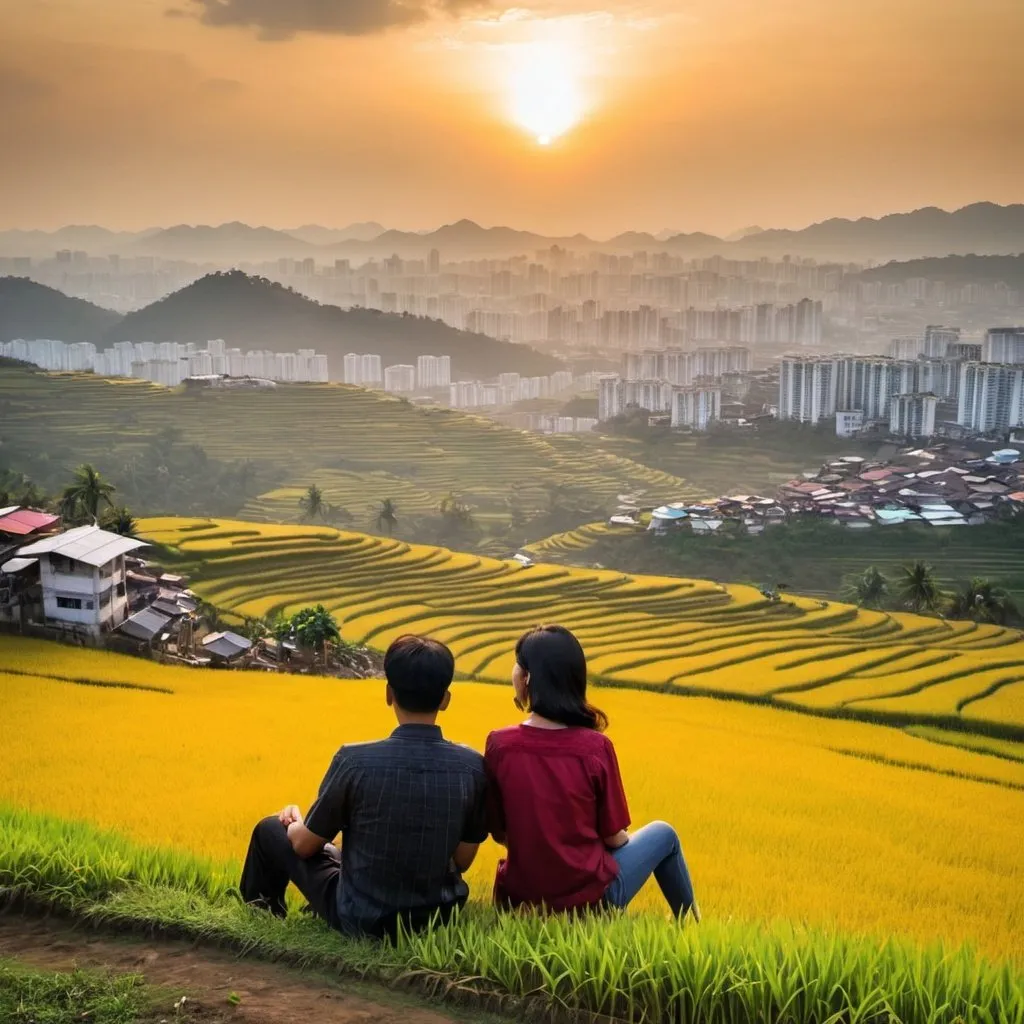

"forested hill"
[858, 253, 1024, 289]
[108, 272, 561, 378]
[0, 272, 563, 379]
[0, 277, 122, 342]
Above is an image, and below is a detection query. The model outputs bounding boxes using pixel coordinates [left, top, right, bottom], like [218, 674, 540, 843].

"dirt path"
[0, 914, 470, 1024]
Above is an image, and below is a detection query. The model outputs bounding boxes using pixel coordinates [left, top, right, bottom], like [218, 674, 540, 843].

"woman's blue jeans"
[603, 821, 696, 918]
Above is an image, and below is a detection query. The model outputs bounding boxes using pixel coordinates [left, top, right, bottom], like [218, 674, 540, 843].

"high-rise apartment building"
[383, 364, 416, 393]
[360, 353, 383, 386]
[416, 354, 451, 389]
[671, 387, 721, 431]
[889, 393, 938, 439]
[958, 363, 1024, 434]
[983, 328, 1024, 365]
[778, 356, 837, 423]
[836, 357, 916, 421]
[923, 325, 960, 358]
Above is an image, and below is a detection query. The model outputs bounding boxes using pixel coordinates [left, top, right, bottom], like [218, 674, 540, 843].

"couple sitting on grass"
[240, 625, 699, 941]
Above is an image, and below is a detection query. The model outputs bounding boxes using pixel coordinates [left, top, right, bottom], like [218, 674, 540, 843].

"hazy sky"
[2, 0, 1022, 236]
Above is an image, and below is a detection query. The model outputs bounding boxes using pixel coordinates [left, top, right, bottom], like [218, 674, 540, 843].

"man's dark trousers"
[240, 816, 343, 927]
[239, 815, 464, 940]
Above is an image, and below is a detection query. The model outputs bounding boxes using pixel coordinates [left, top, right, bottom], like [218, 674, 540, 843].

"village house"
[9, 525, 148, 637]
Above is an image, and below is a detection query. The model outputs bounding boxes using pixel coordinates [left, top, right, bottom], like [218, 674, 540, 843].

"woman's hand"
[603, 830, 629, 850]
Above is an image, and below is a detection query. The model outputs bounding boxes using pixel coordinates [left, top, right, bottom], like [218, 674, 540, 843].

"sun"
[507, 41, 583, 145]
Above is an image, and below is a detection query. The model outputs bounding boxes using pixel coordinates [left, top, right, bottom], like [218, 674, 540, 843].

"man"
[240, 634, 488, 940]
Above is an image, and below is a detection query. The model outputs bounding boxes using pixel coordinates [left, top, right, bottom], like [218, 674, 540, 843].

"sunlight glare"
[508, 41, 584, 145]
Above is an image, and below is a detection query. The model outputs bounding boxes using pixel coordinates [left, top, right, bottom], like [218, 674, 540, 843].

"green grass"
[1, 806, 1021, 1024]
[0, 366, 700, 555]
[573, 518, 1024, 606]
[0, 961, 149, 1024]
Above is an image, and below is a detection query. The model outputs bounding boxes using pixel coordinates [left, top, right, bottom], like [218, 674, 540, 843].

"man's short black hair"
[383, 635, 455, 712]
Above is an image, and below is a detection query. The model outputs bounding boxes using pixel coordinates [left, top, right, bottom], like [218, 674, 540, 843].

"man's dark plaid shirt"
[305, 723, 488, 935]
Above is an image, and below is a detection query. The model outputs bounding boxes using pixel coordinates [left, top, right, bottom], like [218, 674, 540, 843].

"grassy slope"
[547, 518, 1024, 605]
[0, 366, 699, 553]
[2, 807, 1021, 1024]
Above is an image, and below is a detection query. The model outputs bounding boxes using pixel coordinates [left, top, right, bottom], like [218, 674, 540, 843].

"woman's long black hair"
[515, 625, 609, 731]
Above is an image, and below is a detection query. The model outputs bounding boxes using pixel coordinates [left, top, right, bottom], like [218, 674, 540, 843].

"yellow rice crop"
[135, 518, 1024, 736]
[1, 637, 1022, 962]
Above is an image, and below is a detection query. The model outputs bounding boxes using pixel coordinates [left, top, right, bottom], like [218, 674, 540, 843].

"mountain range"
[2, 203, 1023, 263]
[0, 272, 563, 379]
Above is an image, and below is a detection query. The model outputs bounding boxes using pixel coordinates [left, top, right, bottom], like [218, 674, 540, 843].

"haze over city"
[2, 0, 1022, 235]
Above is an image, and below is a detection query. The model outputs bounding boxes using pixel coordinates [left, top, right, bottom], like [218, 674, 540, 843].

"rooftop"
[17, 524, 148, 567]
[0, 508, 61, 537]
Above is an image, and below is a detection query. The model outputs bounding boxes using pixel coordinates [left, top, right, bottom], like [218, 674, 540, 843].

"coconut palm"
[375, 498, 398, 535]
[895, 561, 942, 614]
[100, 505, 138, 537]
[298, 484, 327, 521]
[842, 566, 890, 609]
[60, 463, 116, 524]
[948, 578, 1020, 625]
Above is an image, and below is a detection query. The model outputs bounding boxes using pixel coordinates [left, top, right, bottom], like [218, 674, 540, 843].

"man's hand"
[278, 804, 304, 827]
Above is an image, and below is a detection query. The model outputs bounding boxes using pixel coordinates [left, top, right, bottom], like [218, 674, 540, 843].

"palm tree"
[100, 505, 138, 536]
[842, 566, 890, 609]
[948, 578, 1020, 625]
[61, 463, 115, 524]
[895, 561, 942, 614]
[375, 499, 398, 536]
[298, 484, 327, 521]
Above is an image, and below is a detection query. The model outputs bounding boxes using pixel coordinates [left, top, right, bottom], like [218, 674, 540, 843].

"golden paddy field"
[141, 517, 1024, 740]
[1, 637, 1022, 962]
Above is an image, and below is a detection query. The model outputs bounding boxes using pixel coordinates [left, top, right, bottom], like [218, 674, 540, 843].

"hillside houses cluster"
[634, 442, 1024, 535]
[0, 513, 251, 664]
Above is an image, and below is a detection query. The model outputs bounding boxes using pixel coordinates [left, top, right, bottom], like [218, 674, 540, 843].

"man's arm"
[277, 804, 331, 859]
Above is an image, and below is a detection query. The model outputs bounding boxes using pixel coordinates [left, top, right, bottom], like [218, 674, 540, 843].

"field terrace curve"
[143, 518, 1024, 741]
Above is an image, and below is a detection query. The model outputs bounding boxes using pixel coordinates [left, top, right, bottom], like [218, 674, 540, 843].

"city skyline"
[2, 0, 1022, 236]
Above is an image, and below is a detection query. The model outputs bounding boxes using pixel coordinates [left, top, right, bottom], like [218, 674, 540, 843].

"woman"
[485, 624, 699, 921]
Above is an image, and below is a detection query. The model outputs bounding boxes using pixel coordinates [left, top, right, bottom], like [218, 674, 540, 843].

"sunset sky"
[2, 0, 1022, 236]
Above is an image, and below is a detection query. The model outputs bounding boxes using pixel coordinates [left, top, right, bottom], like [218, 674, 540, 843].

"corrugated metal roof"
[0, 508, 61, 536]
[1, 556, 38, 574]
[17, 525, 147, 567]
[118, 607, 172, 642]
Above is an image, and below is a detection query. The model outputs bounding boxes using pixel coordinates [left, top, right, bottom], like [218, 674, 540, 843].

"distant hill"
[727, 203, 1024, 260]
[6, 202, 1024, 265]
[288, 222, 385, 245]
[0, 277, 122, 342]
[0, 226, 152, 258]
[104, 271, 562, 378]
[134, 222, 314, 262]
[858, 253, 1024, 289]
[725, 225, 765, 241]
[351, 218, 592, 257]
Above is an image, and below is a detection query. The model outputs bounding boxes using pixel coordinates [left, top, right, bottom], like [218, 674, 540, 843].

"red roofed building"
[0, 507, 61, 539]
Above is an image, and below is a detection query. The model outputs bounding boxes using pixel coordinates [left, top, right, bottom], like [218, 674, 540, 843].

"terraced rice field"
[524, 521, 635, 557]
[2, 637, 1023, 960]
[143, 517, 1024, 739]
[0, 367, 702, 551]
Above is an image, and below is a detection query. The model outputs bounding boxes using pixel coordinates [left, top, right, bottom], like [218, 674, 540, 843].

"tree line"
[842, 562, 1021, 626]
